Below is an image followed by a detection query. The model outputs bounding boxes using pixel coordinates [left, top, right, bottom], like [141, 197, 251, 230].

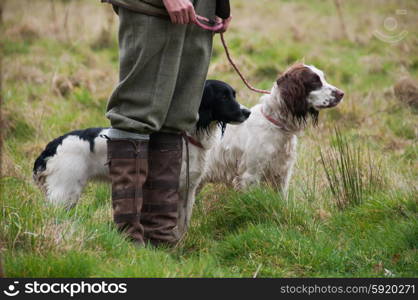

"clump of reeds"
[320, 128, 384, 209]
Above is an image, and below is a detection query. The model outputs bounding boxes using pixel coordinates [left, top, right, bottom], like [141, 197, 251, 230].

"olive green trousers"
[106, 0, 216, 134]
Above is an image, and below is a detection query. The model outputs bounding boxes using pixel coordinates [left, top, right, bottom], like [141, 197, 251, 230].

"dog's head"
[275, 63, 344, 124]
[197, 80, 251, 133]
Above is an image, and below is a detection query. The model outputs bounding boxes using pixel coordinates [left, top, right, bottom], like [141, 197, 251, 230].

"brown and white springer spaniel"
[201, 64, 344, 195]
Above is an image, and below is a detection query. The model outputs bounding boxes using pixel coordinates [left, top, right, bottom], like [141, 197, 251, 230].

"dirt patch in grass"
[394, 77, 418, 110]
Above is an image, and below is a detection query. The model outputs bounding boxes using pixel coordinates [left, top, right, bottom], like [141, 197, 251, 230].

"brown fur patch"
[276, 64, 321, 124]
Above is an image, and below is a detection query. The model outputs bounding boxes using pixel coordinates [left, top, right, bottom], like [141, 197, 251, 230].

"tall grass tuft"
[320, 128, 384, 209]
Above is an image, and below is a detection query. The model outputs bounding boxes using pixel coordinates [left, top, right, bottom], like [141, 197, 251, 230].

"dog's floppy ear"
[196, 108, 213, 132]
[277, 70, 309, 124]
[196, 83, 214, 132]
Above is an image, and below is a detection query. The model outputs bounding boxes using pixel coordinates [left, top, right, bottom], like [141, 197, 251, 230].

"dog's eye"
[308, 74, 322, 89]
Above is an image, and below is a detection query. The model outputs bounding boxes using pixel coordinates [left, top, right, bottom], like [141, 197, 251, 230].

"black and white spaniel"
[202, 64, 344, 195]
[33, 80, 250, 233]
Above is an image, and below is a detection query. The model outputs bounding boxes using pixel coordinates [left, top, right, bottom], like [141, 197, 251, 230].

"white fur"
[306, 65, 342, 109]
[178, 124, 219, 235]
[41, 134, 108, 207]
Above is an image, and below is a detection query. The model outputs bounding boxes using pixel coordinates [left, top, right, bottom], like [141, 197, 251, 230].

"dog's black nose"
[333, 89, 345, 101]
[242, 109, 251, 119]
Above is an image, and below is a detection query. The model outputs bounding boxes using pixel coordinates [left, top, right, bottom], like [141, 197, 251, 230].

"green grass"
[1, 0, 417, 277]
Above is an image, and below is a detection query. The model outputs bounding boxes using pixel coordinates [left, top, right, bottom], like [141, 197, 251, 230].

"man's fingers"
[184, 15, 190, 24]
[175, 8, 185, 24]
[169, 13, 177, 24]
[181, 8, 189, 24]
[174, 12, 182, 24]
[175, 12, 182, 24]
[163, 0, 196, 25]
[188, 5, 196, 23]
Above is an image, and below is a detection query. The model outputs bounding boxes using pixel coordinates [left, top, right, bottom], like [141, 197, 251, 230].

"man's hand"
[215, 16, 232, 33]
[162, 0, 196, 25]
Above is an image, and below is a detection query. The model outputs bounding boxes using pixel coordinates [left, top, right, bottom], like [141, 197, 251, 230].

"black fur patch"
[33, 127, 104, 173]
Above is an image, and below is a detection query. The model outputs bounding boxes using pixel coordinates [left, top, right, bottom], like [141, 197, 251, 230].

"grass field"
[1, 0, 417, 277]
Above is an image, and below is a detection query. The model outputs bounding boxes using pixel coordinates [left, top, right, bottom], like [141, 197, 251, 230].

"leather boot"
[107, 139, 148, 245]
[141, 132, 183, 246]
